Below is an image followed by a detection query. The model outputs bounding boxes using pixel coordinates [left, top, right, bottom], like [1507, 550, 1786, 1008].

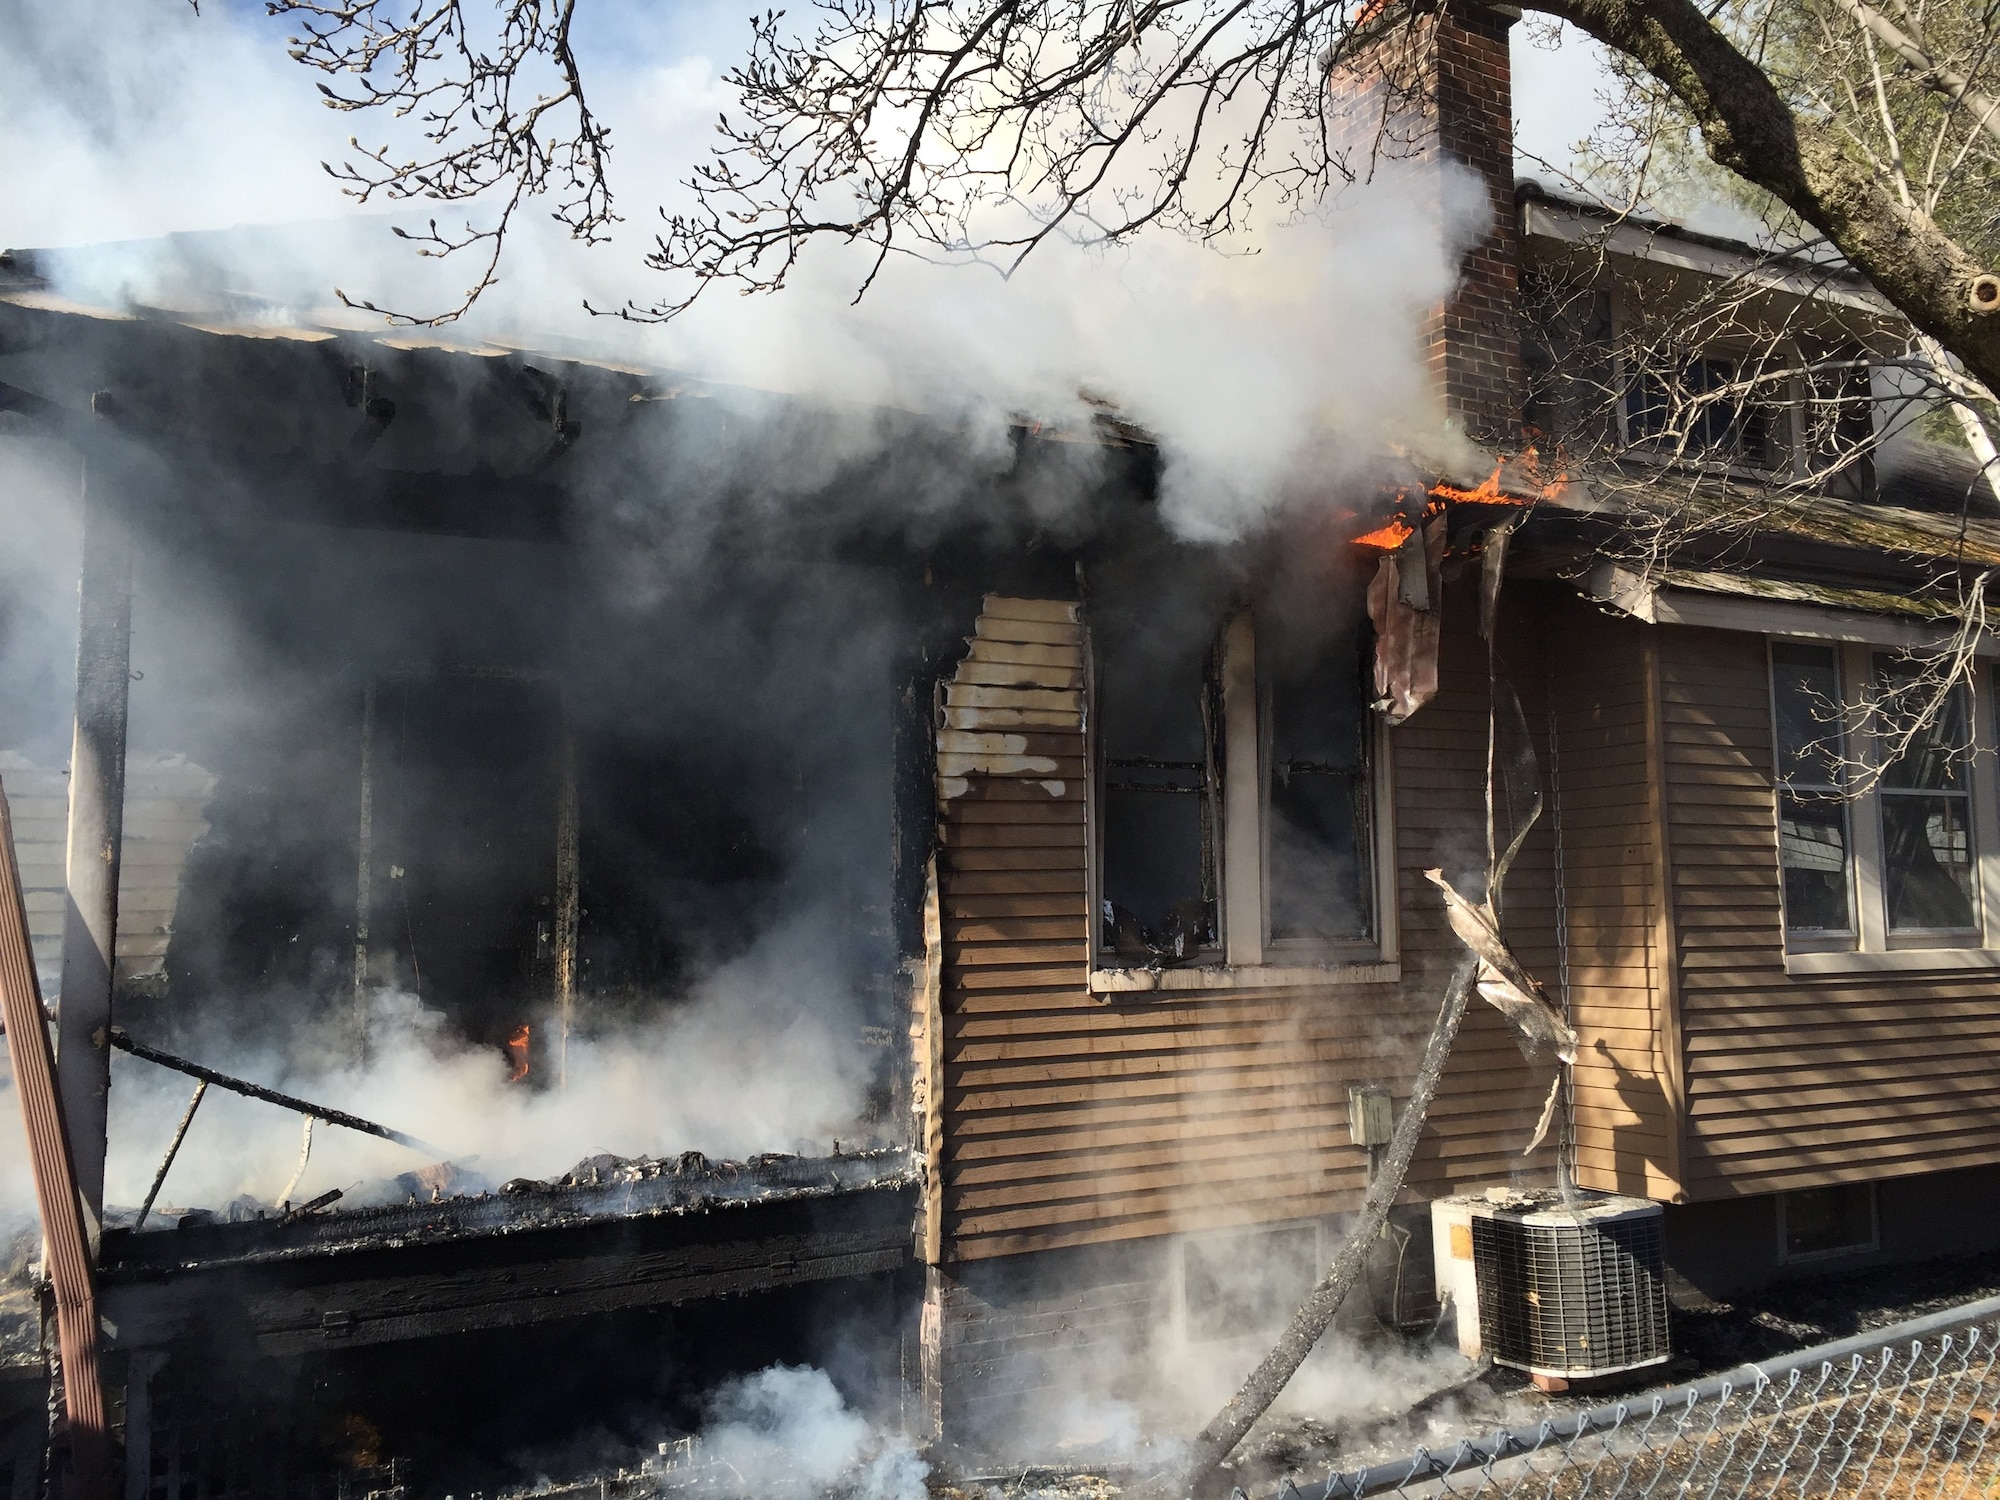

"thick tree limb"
[1180, 962, 1477, 1494]
[1528, 0, 2000, 392]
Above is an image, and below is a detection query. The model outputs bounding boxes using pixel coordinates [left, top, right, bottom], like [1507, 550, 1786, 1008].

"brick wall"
[1330, 0, 1523, 447]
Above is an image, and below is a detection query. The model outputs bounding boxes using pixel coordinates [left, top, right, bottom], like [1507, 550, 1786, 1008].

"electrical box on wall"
[1348, 1084, 1394, 1147]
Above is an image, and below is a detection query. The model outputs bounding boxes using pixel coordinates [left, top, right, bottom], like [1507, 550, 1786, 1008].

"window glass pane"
[1097, 636, 1217, 962]
[1770, 643, 1841, 786]
[1625, 357, 1776, 463]
[1882, 794, 1977, 930]
[1183, 1224, 1319, 1341]
[1263, 616, 1371, 943]
[1782, 1184, 1875, 1258]
[1777, 791, 1850, 931]
[1878, 665, 1969, 791]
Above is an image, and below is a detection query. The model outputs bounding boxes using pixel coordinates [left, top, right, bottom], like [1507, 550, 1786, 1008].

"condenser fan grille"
[1471, 1209, 1670, 1376]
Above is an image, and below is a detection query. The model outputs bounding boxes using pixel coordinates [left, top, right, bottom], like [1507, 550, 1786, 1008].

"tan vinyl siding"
[1660, 626, 2000, 1197]
[936, 594, 1547, 1264]
[0, 751, 215, 1000]
[1550, 610, 1684, 1201]
[0, 752, 69, 997]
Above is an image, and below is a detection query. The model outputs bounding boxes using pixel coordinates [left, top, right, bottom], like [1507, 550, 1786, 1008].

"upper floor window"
[1769, 639, 1994, 958]
[1625, 356, 1782, 469]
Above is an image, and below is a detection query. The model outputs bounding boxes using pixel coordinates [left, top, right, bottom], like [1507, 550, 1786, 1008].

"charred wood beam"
[107, 1027, 445, 1156]
[0, 377, 570, 543]
[98, 1185, 916, 1358]
[0, 784, 111, 1498]
[134, 1080, 207, 1232]
[58, 458, 131, 1245]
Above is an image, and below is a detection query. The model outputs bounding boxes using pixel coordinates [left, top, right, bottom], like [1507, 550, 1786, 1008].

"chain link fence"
[1281, 1293, 2000, 1499]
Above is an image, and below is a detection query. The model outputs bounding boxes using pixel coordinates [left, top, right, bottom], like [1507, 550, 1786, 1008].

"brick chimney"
[1329, 0, 1523, 448]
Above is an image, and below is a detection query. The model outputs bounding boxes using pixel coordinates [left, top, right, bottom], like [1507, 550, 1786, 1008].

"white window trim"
[1775, 637, 2000, 974]
[1089, 607, 1398, 994]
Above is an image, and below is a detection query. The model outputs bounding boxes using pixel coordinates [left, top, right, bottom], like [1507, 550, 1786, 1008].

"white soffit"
[1520, 199, 1893, 317]
[1583, 562, 1988, 653]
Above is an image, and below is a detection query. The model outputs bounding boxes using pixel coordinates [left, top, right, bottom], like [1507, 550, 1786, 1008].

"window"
[1263, 614, 1374, 944]
[1097, 632, 1220, 962]
[1779, 1183, 1878, 1261]
[1768, 640, 1998, 966]
[1181, 1223, 1320, 1341]
[1626, 356, 1781, 468]
[1092, 584, 1387, 973]
[1876, 659, 1977, 933]
[1770, 643, 1852, 934]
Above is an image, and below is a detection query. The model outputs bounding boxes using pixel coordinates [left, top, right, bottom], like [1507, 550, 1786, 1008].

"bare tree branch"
[268, 0, 616, 324]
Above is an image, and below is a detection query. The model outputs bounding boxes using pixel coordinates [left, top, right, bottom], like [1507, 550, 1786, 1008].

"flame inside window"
[504, 1024, 531, 1083]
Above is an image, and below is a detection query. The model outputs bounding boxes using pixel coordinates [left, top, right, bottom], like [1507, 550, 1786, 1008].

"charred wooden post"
[0, 782, 112, 1500]
[133, 1080, 207, 1231]
[58, 455, 132, 1244]
[353, 681, 377, 1059]
[553, 713, 579, 1088]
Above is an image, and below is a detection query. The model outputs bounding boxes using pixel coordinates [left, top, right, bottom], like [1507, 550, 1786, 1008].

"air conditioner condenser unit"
[1430, 1188, 1670, 1389]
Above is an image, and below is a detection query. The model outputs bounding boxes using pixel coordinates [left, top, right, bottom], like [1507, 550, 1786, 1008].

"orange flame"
[1428, 462, 1509, 506]
[505, 1023, 531, 1083]
[1347, 451, 1571, 551]
[1349, 516, 1417, 551]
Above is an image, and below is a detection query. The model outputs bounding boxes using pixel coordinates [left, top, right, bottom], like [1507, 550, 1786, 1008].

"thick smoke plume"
[3, 0, 1490, 541]
[0, 5, 1519, 1483]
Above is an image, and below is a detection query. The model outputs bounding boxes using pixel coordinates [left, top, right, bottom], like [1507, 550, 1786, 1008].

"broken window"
[1769, 643, 1852, 934]
[1263, 616, 1374, 944]
[1097, 632, 1220, 963]
[1876, 658, 1977, 933]
[366, 673, 569, 1064]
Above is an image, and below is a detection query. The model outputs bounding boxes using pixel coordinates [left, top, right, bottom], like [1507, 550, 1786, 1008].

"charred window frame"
[1770, 637, 2000, 966]
[1094, 630, 1224, 964]
[1091, 601, 1389, 973]
[1261, 614, 1377, 950]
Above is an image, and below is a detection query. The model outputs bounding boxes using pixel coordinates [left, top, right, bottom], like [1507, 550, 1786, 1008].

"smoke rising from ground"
[101, 921, 883, 1217]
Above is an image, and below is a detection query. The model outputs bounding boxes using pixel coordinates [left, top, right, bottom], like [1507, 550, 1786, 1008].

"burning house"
[4, 0, 2000, 1495]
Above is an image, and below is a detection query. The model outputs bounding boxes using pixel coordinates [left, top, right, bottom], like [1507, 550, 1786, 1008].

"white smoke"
[2, 0, 1492, 542]
[689, 1365, 928, 1500]
[99, 905, 883, 1217]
